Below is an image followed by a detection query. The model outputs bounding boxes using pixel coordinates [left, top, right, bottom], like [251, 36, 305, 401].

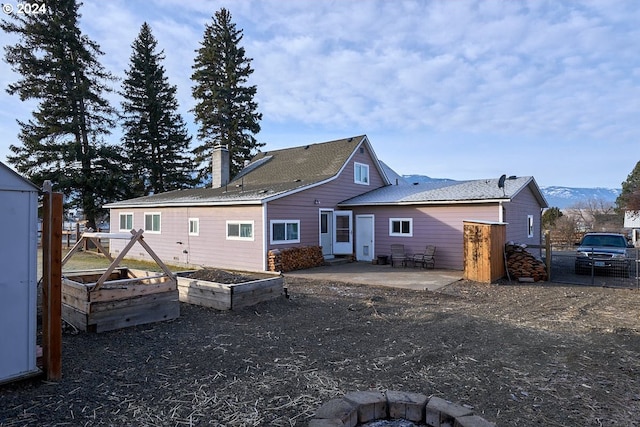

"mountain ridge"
[402, 175, 621, 209]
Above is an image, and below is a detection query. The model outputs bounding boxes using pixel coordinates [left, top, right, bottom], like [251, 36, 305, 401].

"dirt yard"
[1, 275, 640, 426]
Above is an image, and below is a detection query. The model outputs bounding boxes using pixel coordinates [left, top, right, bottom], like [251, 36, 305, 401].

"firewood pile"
[268, 246, 324, 272]
[505, 242, 548, 282]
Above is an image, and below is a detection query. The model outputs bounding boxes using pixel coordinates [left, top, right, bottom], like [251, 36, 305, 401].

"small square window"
[144, 213, 161, 233]
[271, 220, 300, 244]
[389, 218, 412, 237]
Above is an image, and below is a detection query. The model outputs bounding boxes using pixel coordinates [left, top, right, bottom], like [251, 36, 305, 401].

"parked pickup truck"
[575, 232, 633, 276]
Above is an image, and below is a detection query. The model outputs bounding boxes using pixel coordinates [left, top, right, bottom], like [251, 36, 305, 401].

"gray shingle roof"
[104, 135, 368, 208]
[339, 176, 548, 207]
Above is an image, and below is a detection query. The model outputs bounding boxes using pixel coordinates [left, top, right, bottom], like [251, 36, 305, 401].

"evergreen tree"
[2, 0, 125, 229]
[191, 8, 263, 181]
[616, 160, 640, 213]
[121, 22, 195, 196]
[542, 207, 563, 230]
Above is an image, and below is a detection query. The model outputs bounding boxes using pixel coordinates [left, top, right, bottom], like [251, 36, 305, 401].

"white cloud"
[1, 0, 639, 188]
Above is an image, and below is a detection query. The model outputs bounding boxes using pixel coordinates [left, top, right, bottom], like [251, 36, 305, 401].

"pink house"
[105, 135, 547, 272]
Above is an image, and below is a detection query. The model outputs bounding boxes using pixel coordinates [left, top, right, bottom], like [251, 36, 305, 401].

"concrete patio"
[284, 261, 463, 291]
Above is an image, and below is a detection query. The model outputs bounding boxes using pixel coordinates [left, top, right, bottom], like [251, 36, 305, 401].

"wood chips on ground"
[2, 277, 640, 426]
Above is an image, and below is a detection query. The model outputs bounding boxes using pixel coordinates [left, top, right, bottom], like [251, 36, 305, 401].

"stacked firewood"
[505, 242, 548, 282]
[268, 246, 324, 272]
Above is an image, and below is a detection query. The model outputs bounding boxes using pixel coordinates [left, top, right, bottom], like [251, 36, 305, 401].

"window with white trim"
[271, 220, 300, 244]
[227, 220, 254, 240]
[119, 213, 133, 231]
[189, 218, 199, 236]
[144, 213, 161, 233]
[527, 215, 534, 238]
[389, 218, 413, 237]
[354, 162, 369, 185]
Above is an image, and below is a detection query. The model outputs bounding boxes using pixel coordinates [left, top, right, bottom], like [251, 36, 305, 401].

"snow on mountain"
[539, 186, 621, 209]
[401, 175, 621, 209]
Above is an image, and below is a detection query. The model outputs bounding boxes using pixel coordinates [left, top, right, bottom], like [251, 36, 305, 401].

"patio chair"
[390, 244, 407, 267]
[411, 245, 436, 269]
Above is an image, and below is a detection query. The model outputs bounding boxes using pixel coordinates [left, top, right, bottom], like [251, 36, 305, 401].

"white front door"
[319, 210, 333, 258]
[333, 211, 352, 255]
[355, 215, 374, 261]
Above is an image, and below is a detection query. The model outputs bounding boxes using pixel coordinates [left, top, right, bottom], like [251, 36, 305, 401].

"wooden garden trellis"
[60, 229, 179, 333]
[62, 229, 175, 290]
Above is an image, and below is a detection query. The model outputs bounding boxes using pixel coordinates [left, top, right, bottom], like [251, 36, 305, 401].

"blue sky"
[1, 0, 638, 188]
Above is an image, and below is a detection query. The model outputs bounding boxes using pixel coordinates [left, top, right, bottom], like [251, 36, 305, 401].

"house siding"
[266, 145, 386, 251]
[105, 138, 546, 275]
[504, 185, 543, 256]
[350, 204, 498, 270]
[109, 206, 265, 272]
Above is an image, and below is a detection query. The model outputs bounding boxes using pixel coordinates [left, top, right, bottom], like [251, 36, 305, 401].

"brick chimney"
[212, 144, 230, 188]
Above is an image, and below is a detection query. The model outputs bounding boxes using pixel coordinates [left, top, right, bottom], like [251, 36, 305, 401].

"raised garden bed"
[176, 269, 284, 310]
[62, 268, 179, 333]
[61, 230, 179, 333]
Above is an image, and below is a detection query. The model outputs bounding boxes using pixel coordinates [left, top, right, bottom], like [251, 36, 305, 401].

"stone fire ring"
[309, 390, 495, 427]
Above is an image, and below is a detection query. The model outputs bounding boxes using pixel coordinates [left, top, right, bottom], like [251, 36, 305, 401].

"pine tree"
[120, 22, 195, 196]
[191, 8, 263, 181]
[616, 161, 640, 213]
[542, 207, 563, 230]
[2, 0, 125, 229]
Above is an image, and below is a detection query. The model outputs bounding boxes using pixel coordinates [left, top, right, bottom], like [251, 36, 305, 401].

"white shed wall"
[0, 185, 39, 383]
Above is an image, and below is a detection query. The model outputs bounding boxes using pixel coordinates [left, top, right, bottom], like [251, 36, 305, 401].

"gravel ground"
[1, 275, 640, 426]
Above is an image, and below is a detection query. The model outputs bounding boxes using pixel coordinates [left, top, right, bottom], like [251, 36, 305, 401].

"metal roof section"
[339, 175, 548, 207]
[104, 135, 369, 208]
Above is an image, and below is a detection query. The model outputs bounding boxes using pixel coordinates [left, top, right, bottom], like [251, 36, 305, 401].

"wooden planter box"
[176, 272, 284, 310]
[60, 230, 180, 333]
[62, 268, 179, 333]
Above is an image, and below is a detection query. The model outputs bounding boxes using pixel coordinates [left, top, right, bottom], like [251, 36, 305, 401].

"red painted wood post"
[42, 185, 63, 380]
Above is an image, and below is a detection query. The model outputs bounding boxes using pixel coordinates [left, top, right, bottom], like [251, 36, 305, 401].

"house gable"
[266, 138, 388, 249]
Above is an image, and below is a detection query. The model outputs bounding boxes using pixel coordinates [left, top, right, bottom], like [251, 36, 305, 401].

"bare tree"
[553, 215, 580, 249]
[567, 199, 622, 232]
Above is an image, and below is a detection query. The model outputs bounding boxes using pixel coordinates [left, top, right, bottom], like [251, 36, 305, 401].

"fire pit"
[309, 390, 495, 426]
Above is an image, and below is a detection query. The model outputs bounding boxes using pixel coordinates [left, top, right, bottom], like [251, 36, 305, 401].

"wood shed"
[463, 220, 507, 283]
[0, 162, 40, 384]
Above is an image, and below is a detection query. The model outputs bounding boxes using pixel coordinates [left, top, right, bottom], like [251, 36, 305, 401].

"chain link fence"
[546, 247, 640, 289]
